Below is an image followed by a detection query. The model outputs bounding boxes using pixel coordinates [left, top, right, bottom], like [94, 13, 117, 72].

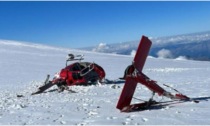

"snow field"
[0, 40, 210, 125]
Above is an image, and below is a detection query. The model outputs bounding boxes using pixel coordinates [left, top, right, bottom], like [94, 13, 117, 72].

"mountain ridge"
[82, 31, 210, 61]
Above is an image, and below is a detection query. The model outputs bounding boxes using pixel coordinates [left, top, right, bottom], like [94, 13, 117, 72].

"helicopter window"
[71, 63, 82, 71]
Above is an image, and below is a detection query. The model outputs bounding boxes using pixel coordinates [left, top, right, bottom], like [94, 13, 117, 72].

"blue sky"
[0, 1, 210, 48]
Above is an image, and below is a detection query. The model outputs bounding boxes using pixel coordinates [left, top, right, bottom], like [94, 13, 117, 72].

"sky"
[0, 1, 210, 48]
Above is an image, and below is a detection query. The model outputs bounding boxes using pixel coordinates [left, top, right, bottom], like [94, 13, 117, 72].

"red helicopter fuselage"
[52, 62, 105, 86]
[31, 54, 106, 95]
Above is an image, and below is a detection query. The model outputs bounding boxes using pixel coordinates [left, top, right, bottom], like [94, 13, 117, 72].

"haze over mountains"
[82, 31, 210, 61]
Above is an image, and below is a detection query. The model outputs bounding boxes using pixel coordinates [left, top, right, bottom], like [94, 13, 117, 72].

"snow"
[1, 40, 210, 125]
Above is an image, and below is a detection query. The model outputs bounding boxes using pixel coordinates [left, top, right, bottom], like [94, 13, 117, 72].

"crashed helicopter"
[32, 54, 105, 95]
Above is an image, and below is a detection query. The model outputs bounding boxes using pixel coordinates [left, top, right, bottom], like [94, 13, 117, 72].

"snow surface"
[1, 40, 210, 125]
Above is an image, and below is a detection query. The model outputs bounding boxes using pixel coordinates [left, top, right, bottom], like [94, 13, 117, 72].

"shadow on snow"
[127, 96, 210, 112]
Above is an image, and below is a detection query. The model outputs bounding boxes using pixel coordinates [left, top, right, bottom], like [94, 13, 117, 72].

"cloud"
[98, 43, 108, 49]
[92, 43, 109, 52]
[130, 50, 136, 57]
[175, 56, 188, 60]
[157, 49, 173, 59]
